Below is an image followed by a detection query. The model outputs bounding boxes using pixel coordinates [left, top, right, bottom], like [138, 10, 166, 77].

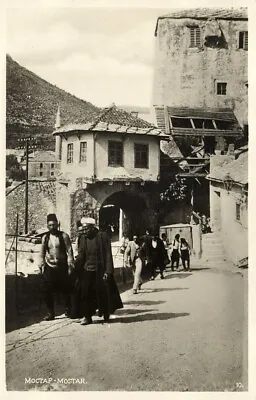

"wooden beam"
[176, 173, 207, 177]
[164, 106, 170, 134]
[190, 118, 195, 129]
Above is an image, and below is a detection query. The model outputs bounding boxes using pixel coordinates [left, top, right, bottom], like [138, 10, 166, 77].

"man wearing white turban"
[73, 217, 123, 325]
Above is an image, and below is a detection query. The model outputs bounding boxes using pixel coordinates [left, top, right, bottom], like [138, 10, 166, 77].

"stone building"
[21, 151, 60, 179]
[54, 104, 168, 240]
[153, 7, 248, 129]
[206, 148, 248, 264]
[152, 8, 248, 216]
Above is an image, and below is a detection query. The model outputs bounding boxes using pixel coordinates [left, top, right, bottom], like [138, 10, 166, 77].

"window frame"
[67, 143, 74, 164]
[216, 82, 227, 96]
[50, 171, 54, 176]
[134, 143, 149, 169]
[238, 31, 248, 50]
[79, 141, 87, 163]
[39, 171, 43, 177]
[189, 26, 201, 48]
[108, 140, 124, 167]
[51, 163, 54, 169]
[40, 162, 43, 169]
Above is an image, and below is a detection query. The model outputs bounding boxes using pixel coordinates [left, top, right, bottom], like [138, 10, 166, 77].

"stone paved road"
[6, 266, 247, 392]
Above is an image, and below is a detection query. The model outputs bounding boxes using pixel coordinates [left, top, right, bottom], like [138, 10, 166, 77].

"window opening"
[134, 143, 149, 168]
[108, 141, 123, 166]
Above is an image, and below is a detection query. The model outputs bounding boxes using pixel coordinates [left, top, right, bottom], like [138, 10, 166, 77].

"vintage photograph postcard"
[3, 0, 251, 394]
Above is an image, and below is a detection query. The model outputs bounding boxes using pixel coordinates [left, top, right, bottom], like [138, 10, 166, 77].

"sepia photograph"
[4, 1, 249, 392]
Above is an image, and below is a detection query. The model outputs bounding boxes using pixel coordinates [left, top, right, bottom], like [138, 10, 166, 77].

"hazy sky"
[6, 7, 172, 108]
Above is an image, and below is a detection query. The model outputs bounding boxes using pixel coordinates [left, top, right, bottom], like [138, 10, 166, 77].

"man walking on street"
[124, 234, 146, 294]
[74, 217, 123, 325]
[39, 213, 74, 321]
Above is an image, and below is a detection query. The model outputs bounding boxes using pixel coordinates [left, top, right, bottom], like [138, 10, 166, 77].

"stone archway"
[57, 180, 159, 240]
[99, 191, 147, 241]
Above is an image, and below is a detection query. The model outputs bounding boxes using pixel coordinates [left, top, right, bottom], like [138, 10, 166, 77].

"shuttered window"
[189, 26, 201, 47]
[239, 31, 248, 50]
[216, 82, 227, 95]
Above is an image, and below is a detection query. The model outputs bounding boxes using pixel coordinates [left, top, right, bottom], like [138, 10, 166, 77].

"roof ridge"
[89, 105, 114, 130]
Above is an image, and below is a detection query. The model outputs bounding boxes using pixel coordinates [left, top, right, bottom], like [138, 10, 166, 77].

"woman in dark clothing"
[180, 238, 191, 271]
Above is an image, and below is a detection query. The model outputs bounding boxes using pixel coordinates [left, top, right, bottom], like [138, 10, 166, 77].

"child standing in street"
[180, 238, 191, 271]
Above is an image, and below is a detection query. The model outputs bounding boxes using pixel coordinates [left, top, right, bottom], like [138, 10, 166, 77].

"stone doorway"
[99, 191, 147, 241]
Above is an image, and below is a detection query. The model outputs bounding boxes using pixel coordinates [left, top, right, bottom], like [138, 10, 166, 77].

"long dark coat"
[71, 229, 123, 318]
[145, 237, 166, 266]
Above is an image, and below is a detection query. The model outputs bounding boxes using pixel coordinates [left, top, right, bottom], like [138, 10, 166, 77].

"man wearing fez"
[39, 213, 74, 321]
[74, 217, 123, 325]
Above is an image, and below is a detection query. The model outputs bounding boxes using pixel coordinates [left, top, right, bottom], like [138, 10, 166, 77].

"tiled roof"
[207, 151, 248, 185]
[154, 106, 243, 137]
[53, 104, 168, 138]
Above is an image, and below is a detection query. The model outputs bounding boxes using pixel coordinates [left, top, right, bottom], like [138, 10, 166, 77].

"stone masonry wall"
[153, 18, 248, 126]
[6, 181, 56, 234]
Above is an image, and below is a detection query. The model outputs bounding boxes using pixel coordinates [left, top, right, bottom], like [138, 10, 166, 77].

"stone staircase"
[198, 232, 239, 274]
[199, 232, 244, 275]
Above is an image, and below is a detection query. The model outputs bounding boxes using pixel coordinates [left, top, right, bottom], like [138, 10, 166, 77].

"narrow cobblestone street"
[6, 264, 247, 392]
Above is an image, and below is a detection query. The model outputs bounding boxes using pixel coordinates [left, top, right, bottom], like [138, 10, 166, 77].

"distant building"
[21, 151, 60, 179]
[207, 150, 248, 264]
[53, 104, 168, 239]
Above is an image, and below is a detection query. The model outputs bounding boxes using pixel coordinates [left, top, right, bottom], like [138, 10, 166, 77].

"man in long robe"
[73, 217, 123, 325]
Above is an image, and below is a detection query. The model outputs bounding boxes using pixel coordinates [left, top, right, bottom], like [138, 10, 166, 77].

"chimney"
[55, 105, 62, 160]
[55, 105, 61, 129]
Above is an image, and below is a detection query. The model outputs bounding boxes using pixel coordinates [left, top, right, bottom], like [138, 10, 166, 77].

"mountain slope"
[6, 55, 101, 146]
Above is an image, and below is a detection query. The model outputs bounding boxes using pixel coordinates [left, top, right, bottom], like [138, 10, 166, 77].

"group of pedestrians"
[38, 214, 123, 325]
[122, 229, 191, 295]
[38, 214, 192, 325]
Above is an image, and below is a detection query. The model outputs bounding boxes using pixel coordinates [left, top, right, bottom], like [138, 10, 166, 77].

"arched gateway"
[53, 104, 168, 240]
[56, 180, 159, 241]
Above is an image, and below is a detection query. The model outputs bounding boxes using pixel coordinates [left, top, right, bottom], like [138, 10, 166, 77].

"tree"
[6, 154, 25, 181]
[158, 175, 191, 221]
[6, 154, 20, 170]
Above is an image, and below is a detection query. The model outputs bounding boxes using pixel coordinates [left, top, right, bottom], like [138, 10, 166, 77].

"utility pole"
[25, 140, 29, 234]
[18, 137, 38, 234]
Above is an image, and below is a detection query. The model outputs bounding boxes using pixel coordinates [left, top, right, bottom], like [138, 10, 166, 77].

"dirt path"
[6, 268, 247, 391]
